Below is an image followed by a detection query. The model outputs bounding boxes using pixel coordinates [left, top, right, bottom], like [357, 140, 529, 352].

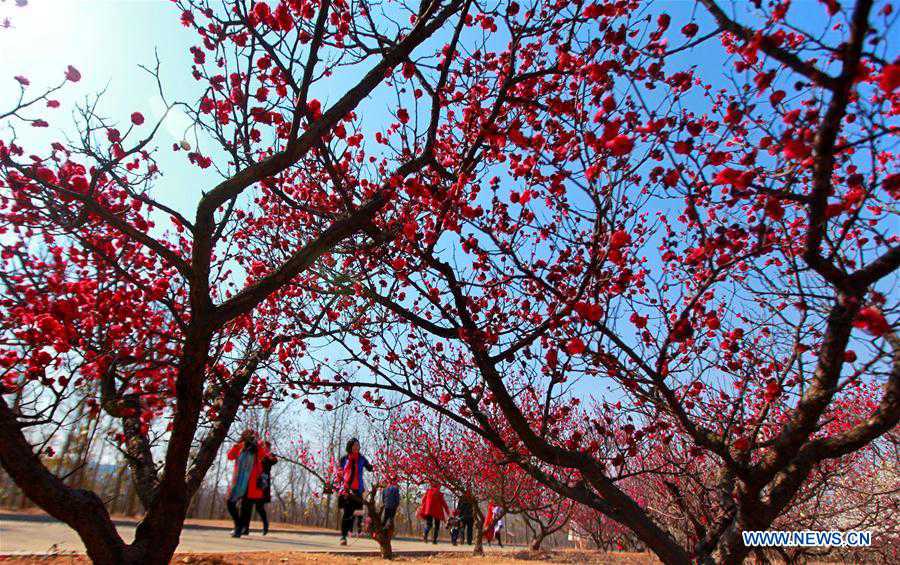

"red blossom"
[853, 307, 890, 337]
[682, 23, 699, 37]
[64, 65, 81, 82]
[878, 63, 900, 93]
[565, 338, 587, 355]
[609, 230, 631, 249]
[630, 313, 648, 329]
[605, 134, 634, 156]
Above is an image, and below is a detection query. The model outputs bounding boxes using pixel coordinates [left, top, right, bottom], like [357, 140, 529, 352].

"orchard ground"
[0, 511, 653, 564]
[0, 553, 660, 565]
[0, 511, 660, 563]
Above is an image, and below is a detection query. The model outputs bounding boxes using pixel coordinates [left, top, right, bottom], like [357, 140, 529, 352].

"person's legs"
[227, 499, 242, 536]
[383, 506, 397, 532]
[463, 518, 473, 544]
[356, 513, 363, 535]
[423, 516, 433, 541]
[340, 500, 358, 542]
[255, 501, 269, 535]
[239, 498, 253, 534]
[432, 519, 440, 543]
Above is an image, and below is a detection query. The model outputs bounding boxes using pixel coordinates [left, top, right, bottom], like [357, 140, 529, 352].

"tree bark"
[530, 531, 546, 551]
[473, 506, 485, 555]
[0, 396, 133, 563]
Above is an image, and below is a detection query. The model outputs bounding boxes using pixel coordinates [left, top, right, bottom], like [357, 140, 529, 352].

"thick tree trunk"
[129, 336, 212, 564]
[708, 511, 753, 565]
[472, 507, 485, 556]
[0, 397, 132, 564]
[530, 531, 546, 551]
[357, 490, 393, 559]
[374, 529, 394, 559]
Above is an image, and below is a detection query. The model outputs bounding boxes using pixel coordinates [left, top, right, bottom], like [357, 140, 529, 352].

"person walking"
[226, 430, 269, 538]
[483, 501, 497, 544]
[338, 437, 373, 546]
[381, 478, 400, 535]
[483, 502, 506, 546]
[418, 483, 449, 544]
[448, 509, 461, 545]
[493, 508, 506, 547]
[248, 441, 277, 535]
[456, 494, 475, 545]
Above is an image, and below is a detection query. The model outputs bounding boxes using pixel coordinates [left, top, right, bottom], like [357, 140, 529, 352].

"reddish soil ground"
[0, 550, 659, 564]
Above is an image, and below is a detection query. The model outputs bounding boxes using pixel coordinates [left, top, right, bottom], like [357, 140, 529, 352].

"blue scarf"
[229, 448, 255, 502]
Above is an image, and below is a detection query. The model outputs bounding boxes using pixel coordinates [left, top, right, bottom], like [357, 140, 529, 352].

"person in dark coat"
[248, 440, 277, 535]
[448, 509, 461, 545]
[338, 437, 373, 545]
[381, 478, 400, 534]
[456, 493, 475, 545]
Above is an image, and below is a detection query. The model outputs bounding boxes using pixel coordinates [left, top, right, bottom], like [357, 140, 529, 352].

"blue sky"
[0, 0, 212, 214]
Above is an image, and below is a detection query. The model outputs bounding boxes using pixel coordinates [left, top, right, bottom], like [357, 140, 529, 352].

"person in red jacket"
[483, 501, 497, 543]
[226, 430, 270, 538]
[418, 483, 449, 544]
[247, 440, 278, 535]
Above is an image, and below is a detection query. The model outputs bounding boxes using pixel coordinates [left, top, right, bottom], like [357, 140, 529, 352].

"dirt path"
[0, 512, 504, 556]
[0, 549, 658, 564]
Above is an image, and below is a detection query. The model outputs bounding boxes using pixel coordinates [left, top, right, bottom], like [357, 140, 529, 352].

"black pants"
[227, 498, 253, 534]
[459, 516, 473, 544]
[424, 516, 440, 542]
[251, 500, 268, 532]
[340, 497, 362, 538]
[382, 506, 398, 530]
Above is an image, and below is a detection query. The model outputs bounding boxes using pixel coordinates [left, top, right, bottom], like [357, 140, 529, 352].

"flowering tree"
[767, 441, 899, 561]
[497, 457, 575, 551]
[381, 393, 578, 552]
[285, 433, 409, 558]
[0, 0, 468, 562]
[1, 1, 896, 563]
[385, 408, 495, 553]
[301, 0, 899, 562]
[569, 503, 643, 552]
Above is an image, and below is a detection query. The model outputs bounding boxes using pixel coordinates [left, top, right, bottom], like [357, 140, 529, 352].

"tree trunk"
[0, 397, 134, 563]
[375, 529, 394, 559]
[530, 531, 546, 551]
[473, 507, 485, 556]
[709, 513, 752, 565]
[358, 489, 393, 559]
